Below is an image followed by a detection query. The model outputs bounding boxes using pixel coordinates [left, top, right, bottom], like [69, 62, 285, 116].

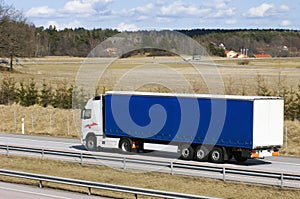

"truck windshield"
[81, 109, 92, 119]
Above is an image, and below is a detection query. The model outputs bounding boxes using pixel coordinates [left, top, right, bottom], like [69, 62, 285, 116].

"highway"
[0, 132, 300, 188]
[0, 182, 108, 199]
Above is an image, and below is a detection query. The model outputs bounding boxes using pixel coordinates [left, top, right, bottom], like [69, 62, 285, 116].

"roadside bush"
[0, 75, 17, 105]
[16, 79, 39, 107]
[237, 59, 250, 65]
[0, 77, 87, 109]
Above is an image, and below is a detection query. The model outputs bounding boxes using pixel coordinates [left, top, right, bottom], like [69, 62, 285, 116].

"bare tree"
[0, 1, 35, 70]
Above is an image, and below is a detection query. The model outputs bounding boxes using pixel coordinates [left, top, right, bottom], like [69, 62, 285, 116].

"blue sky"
[4, 0, 300, 30]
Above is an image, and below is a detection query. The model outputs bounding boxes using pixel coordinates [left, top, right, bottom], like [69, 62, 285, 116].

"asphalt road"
[0, 132, 300, 188]
[0, 182, 109, 199]
[0, 132, 299, 172]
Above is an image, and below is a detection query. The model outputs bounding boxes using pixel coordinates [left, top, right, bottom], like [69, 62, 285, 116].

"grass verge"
[0, 155, 299, 199]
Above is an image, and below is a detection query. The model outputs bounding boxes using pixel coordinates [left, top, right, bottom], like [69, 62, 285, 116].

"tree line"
[0, 76, 86, 109]
[1, 75, 300, 120]
[1, 1, 300, 59]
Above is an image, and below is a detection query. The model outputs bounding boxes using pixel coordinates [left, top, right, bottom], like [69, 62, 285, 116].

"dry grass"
[0, 104, 81, 138]
[0, 155, 299, 199]
[214, 57, 300, 68]
[282, 120, 300, 156]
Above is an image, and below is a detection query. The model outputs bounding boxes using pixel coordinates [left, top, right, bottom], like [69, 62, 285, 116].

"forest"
[1, 1, 300, 59]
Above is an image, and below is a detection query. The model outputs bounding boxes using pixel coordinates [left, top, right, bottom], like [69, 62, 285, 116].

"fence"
[1, 144, 300, 189]
[0, 169, 219, 199]
[0, 104, 80, 137]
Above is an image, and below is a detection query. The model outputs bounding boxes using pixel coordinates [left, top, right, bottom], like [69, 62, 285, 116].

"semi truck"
[81, 91, 283, 163]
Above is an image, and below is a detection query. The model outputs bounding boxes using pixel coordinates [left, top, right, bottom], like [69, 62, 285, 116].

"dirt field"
[4, 56, 300, 94]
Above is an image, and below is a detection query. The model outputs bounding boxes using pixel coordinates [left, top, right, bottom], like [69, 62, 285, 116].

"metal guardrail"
[0, 169, 219, 199]
[1, 144, 300, 189]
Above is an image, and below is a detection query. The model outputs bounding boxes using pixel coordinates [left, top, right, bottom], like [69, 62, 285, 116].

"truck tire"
[194, 145, 209, 161]
[209, 147, 224, 163]
[179, 145, 194, 160]
[234, 153, 248, 163]
[119, 138, 132, 152]
[86, 134, 97, 151]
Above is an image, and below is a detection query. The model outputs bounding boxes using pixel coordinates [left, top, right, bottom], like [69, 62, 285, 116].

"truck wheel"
[209, 147, 224, 163]
[194, 145, 209, 161]
[234, 153, 248, 163]
[179, 145, 194, 160]
[86, 135, 97, 151]
[119, 138, 132, 152]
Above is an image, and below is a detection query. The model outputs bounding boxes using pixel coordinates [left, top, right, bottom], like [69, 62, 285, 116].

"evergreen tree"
[16, 79, 38, 106]
[25, 79, 38, 106]
[39, 80, 53, 107]
[16, 81, 27, 106]
[52, 81, 73, 109]
[0, 76, 17, 105]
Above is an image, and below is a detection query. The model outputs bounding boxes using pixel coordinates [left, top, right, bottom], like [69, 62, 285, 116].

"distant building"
[253, 54, 272, 58]
[226, 50, 238, 58]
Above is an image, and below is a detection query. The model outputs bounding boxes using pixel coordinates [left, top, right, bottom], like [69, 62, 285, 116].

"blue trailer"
[81, 91, 283, 163]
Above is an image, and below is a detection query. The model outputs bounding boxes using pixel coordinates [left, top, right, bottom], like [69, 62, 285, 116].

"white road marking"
[0, 186, 72, 199]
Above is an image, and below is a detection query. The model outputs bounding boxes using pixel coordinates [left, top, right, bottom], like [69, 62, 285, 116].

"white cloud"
[63, 0, 96, 15]
[46, 20, 81, 30]
[26, 6, 56, 17]
[135, 3, 154, 14]
[117, 22, 138, 31]
[27, 0, 114, 19]
[155, 17, 172, 23]
[245, 3, 290, 18]
[160, 1, 209, 17]
[225, 19, 237, 25]
[279, 5, 289, 12]
[280, 20, 291, 26]
[82, 0, 114, 13]
[211, 8, 235, 18]
[205, 0, 231, 9]
[159, 0, 235, 19]
[120, 3, 154, 17]
[245, 3, 274, 17]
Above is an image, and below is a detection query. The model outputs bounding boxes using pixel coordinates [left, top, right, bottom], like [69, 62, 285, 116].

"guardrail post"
[280, 173, 284, 188]
[6, 145, 9, 156]
[134, 193, 138, 199]
[80, 153, 83, 164]
[39, 180, 43, 188]
[88, 187, 91, 195]
[123, 157, 126, 170]
[170, 162, 174, 175]
[223, 167, 226, 181]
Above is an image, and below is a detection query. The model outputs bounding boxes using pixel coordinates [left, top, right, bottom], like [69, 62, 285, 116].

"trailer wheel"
[119, 138, 132, 153]
[209, 147, 224, 163]
[194, 145, 209, 161]
[234, 153, 248, 163]
[179, 145, 194, 160]
[86, 134, 97, 151]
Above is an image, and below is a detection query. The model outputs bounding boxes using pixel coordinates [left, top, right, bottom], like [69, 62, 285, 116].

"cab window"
[81, 109, 92, 119]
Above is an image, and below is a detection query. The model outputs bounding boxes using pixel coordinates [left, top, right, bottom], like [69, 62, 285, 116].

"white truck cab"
[81, 95, 119, 151]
